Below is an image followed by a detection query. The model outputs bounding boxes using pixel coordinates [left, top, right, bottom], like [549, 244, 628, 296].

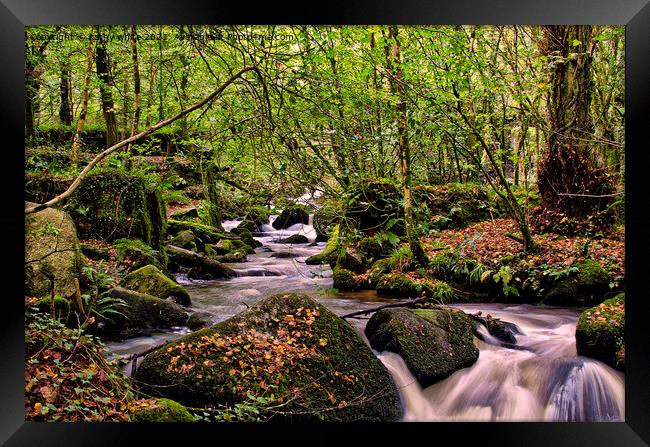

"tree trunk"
[58, 61, 72, 126]
[537, 25, 616, 231]
[388, 26, 429, 267]
[71, 31, 95, 164]
[127, 25, 141, 157]
[26, 66, 262, 215]
[202, 161, 225, 232]
[95, 27, 118, 148]
[25, 62, 38, 143]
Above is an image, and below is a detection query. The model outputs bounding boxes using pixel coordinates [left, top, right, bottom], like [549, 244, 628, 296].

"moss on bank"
[575, 294, 625, 371]
[130, 398, 195, 422]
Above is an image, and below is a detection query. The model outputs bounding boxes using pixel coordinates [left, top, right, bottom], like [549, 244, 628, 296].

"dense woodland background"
[24, 25, 626, 423]
[25, 25, 624, 209]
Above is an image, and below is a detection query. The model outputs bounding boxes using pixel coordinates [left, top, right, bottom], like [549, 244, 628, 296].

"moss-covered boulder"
[278, 234, 309, 244]
[336, 245, 365, 273]
[343, 179, 404, 235]
[213, 250, 247, 263]
[100, 287, 188, 338]
[114, 238, 167, 273]
[376, 273, 435, 298]
[575, 294, 625, 371]
[235, 219, 259, 233]
[167, 230, 198, 252]
[121, 265, 191, 306]
[272, 205, 310, 230]
[245, 205, 271, 228]
[306, 226, 340, 265]
[332, 267, 366, 291]
[229, 227, 262, 248]
[25, 203, 83, 297]
[35, 295, 71, 322]
[166, 245, 237, 280]
[130, 398, 196, 422]
[187, 312, 211, 331]
[358, 237, 385, 262]
[543, 259, 611, 306]
[366, 307, 479, 387]
[313, 205, 339, 242]
[169, 207, 199, 222]
[68, 169, 166, 248]
[412, 183, 492, 230]
[135, 293, 402, 421]
[367, 259, 392, 288]
[167, 219, 226, 250]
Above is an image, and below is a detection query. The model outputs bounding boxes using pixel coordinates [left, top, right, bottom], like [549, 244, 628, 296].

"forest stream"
[105, 215, 625, 422]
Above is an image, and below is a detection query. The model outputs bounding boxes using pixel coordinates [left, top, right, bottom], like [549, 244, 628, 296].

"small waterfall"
[378, 351, 440, 421]
[377, 304, 625, 422]
[543, 358, 625, 421]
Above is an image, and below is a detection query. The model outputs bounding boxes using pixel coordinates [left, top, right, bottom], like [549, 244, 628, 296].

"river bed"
[104, 216, 624, 422]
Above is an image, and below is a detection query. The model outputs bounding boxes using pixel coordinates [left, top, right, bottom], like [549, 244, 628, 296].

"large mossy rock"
[114, 238, 167, 274]
[130, 398, 196, 422]
[332, 267, 366, 291]
[344, 179, 404, 235]
[68, 169, 166, 249]
[229, 227, 262, 249]
[135, 293, 402, 422]
[365, 307, 479, 388]
[245, 205, 272, 229]
[169, 207, 200, 222]
[543, 259, 611, 306]
[101, 287, 188, 338]
[121, 265, 191, 306]
[575, 294, 625, 371]
[272, 205, 310, 230]
[306, 226, 340, 265]
[166, 245, 237, 280]
[277, 234, 309, 244]
[167, 230, 198, 252]
[25, 203, 83, 297]
[376, 273, 435, 298]
[412, 183, 492, 230]
[167, 219, 226, 250]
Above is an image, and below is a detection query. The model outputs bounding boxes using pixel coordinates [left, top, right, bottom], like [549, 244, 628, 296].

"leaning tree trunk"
[95, 27, 119, 148]
[536, 25, 616, 232]
[71, 31, 95, 164]
[389, 26, 429, 267]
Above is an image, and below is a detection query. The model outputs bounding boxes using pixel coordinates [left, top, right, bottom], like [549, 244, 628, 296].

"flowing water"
[378, 304, 625, 422]
[105, 214, 624, 422]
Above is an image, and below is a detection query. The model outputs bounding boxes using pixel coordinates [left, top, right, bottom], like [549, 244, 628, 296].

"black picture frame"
[2, 0, 649, 445]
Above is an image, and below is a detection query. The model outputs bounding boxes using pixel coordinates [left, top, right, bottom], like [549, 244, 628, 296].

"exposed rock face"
[365, 307, 479, 388]
[25, 202, 83, 297]
[135, 293, 402, 421]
